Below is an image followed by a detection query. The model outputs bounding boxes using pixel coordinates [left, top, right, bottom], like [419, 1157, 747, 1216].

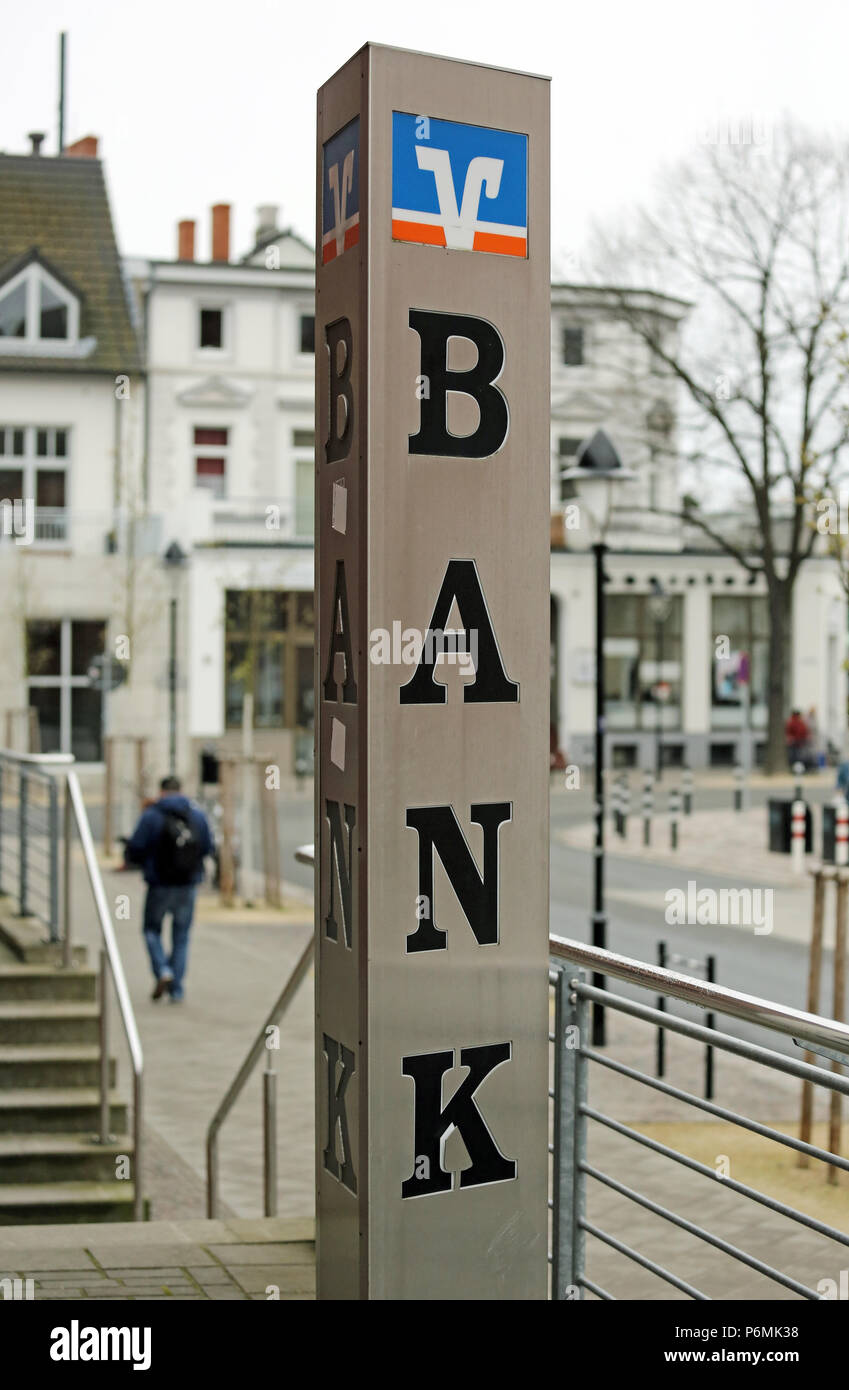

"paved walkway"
[0, 1216, 314, 1299]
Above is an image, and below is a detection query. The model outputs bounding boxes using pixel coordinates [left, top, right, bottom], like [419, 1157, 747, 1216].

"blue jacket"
[125, 795, 214, 886]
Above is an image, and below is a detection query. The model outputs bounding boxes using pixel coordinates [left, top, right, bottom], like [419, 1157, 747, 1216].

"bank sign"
[315, 44, 550, 1301]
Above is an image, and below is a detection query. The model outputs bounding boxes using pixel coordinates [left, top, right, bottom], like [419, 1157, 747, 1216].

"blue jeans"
[143, 885, 196, 1000]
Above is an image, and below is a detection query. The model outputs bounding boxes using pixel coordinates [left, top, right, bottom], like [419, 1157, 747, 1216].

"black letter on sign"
[325, 799, 355, 948]
[402, 1043, 516, 1197]
[399, 559, 518, 704]
[323, 1033, 357, 1194]
[323, 560, 357, 703]
[408, 309, 508, 458]
[325, 317, 353, 464]
[405, 802, 511, 953]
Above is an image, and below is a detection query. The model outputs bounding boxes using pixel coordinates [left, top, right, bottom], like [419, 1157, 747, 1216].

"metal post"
[620, 774, 630, 838]
[0, 761, 4, 896]
[733, 762, 744, 813]
[828, 873, 847, 1186]
[669, 788, 680, 852]
[642, 769, 653, 847]
[612, 775, 622, 838]
[705, 954, 716, 1101]
[263, 1056, 278, 1217]
[168, 597, 178, 777]
[799, 866, 827, 1165]
[591, 541, 607, 1047]
[98, 948, 110, 1144]
[133, 1071, 143, 1221]
[62, 778, 72, 969]
[655, 616, 664, 782]
[48, 778, 59, 943]
[656, 941, 666, 1078]
[836, 800, 849, 868]
[682, 764, 693, 816]
[18, 769, 28, 917]
[136, 737, 147, 809]
[552, 966, 588, 1300]
[103, 736, 113, 857]
[791, 796, 806, 875]
[58, 32, 67, 154]
[219, 759, 236, 907]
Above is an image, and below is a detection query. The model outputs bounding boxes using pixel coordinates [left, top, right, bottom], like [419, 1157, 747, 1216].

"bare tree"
[593, 120, 849, 771]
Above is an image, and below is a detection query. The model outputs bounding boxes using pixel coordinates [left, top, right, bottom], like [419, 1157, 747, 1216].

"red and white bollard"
[836, 800, 849, 867]
[791, 799, 807, 874]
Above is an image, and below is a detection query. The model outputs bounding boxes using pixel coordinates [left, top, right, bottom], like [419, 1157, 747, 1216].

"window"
[26, 618, 106, 760]
[299, 314, 315, 354]
[557, 436, 583, 502]
[711, 596, 769, 730]
[293, 428, 314, 538]
[561, 326, 584, 366]
[0, 262, 79, 349]
[225, 589, 314, 730]
[193, 426, 228, 498]
[604, 594, 683, 732]
[0, 426, 70, 541]
[199, 308, 224, 350]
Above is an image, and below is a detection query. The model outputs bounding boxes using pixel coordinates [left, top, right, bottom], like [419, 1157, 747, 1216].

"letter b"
[408, 310, 508, 458]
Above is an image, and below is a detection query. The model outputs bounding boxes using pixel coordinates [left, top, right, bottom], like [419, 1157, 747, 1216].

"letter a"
[323, 560, 357, 703]
[400, 559, 517, 704]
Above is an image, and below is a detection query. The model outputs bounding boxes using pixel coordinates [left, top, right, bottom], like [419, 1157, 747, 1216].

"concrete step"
[0, 1001, 99, 1045]
[0, 909, 87, 968]
[0, 1133, 132, 1184]
[0, 1088, 127, 1134]
[0, 1045, 116, 1090]
[0, 1181, 135, 1225]
[0, 966, 97, 1003]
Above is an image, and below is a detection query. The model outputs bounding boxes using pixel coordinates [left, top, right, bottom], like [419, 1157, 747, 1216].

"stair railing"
[0, 749, 144, 1220]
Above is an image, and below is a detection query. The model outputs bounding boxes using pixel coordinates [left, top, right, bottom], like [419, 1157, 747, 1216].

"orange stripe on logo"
[472, 230, 527, 257]
[392, 219, 446, 247]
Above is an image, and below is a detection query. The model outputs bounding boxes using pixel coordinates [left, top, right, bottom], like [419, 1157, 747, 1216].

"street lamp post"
[561, 430, 635, 1046]
[648, 577, 673, 783]
[163, 541, 187, 778]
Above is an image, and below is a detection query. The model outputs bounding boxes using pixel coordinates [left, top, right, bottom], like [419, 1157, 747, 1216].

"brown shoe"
[152, 974, 173, 1001]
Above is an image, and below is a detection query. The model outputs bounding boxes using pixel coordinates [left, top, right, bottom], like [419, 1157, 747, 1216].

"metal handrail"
[0, 749, 144, 1220]
[206, 933, 313, 1218]
[550, 934, 849, 1057]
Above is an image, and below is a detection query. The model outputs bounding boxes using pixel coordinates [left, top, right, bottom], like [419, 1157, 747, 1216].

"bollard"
[682, 764, 693, 816]
[836, 800, 849, 868]
[656, 941, 667, 1078]
[612, 775, 623, 838]
[828, 873, 847, 1186]
[791, 798, 807, 874]
[642, 770, 653, 847]
[733, 762, 744, 813]
[669, 787, 680, 851]
[799, 865, 830, 1165]
[705, 955, 716, 1101]
[620, 775, 630, 838]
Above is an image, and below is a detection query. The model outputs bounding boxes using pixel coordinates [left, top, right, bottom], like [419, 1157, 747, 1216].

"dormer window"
[0, 259, 80, 351]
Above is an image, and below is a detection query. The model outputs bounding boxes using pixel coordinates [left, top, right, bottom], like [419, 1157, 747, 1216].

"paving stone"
[207, 1242, 313, 1265]
[226, 1265, 316, 1294]
[186, 1265, 237, 1283]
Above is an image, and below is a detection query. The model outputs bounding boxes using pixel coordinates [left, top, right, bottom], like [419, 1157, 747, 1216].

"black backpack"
[154, 809, 203, 885]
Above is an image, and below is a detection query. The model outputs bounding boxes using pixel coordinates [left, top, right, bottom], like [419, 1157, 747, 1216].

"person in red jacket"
[785, 709, 810, 769]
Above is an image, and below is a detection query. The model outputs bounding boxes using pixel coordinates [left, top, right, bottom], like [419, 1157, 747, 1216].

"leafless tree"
[593, 120, 849, 771]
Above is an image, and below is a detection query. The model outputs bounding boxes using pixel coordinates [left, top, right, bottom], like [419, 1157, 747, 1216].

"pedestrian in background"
[125, 776, 214, 1003]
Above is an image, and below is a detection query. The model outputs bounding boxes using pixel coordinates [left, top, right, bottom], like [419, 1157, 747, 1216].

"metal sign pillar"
[315, 42, 550, 1300]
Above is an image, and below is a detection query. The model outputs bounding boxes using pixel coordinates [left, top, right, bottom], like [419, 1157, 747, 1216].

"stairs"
[0, 917, 136, 1224]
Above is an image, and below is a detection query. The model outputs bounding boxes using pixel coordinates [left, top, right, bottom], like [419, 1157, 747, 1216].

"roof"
[0, 153, 142, 374]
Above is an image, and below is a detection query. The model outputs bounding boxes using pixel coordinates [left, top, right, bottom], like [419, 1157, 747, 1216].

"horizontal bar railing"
[550, 938, 849, 1301]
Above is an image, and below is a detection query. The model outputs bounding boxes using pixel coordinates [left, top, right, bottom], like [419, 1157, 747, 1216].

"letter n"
[323, 1033, 357, 1194]
[405, 802, 511, 952]
[325, 799, 355, 948]
[402, 1043, 516, 1197]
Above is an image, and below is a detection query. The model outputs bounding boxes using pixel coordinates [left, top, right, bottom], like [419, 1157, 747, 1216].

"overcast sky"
[4, 0, 849, 270]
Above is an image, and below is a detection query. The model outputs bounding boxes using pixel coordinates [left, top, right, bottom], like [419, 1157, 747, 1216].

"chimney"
[28, 132, 46, 157]
[65, 135, 98, 158]
[211, 204, 230, 263]
[177, 219, 196, 262]
[255, 204, 278, 242]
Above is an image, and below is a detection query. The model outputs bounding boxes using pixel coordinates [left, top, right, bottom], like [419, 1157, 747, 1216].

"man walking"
[125, 776, 214, 1003]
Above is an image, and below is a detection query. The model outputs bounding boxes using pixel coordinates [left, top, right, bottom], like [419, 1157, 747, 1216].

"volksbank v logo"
[322, 117, 360, 264]
[392, 112, 528, 257]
